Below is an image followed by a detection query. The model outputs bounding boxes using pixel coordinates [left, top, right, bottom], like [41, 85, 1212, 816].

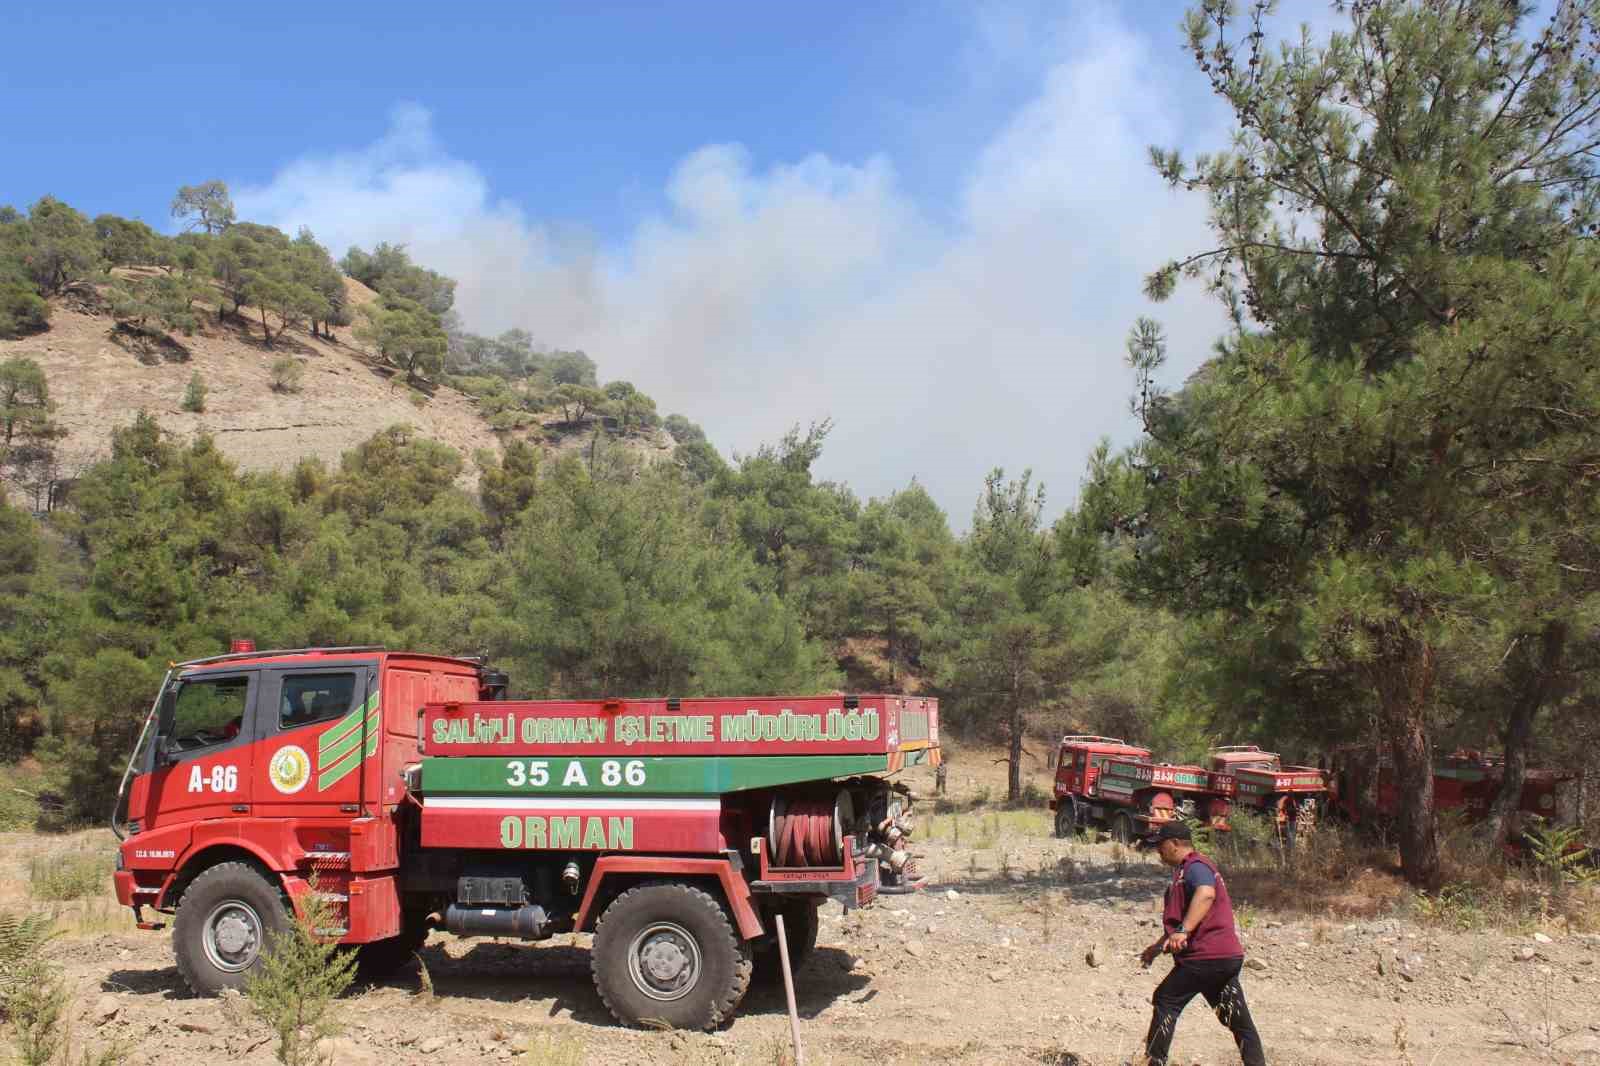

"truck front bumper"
[751, 839, 880, 910]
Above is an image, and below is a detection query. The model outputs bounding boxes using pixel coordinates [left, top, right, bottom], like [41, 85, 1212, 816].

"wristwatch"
[1176, 926, 1188, 935]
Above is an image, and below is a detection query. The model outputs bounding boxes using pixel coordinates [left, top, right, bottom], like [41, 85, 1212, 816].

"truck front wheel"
[1054, 798, 1079, 838]
[173, 861, 290, 996]
[591, 882, 753, 1030]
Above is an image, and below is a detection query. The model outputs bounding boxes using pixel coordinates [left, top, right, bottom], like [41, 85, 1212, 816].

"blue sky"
[2, 2, 1340, 522]
[4, 3, 1104, 240]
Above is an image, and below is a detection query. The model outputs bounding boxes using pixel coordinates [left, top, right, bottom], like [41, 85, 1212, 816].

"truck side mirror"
[155, 734, 180, 768]
[153, 688, 179, 767]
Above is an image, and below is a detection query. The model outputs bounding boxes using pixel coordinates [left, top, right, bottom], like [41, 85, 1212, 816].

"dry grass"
[0, 831, 119, 938]
[1220, 812, 1600, 932]
[522, 1030, 586, 1065]
[29, 847, 112, 902]
[1224, 817, 1411, 919]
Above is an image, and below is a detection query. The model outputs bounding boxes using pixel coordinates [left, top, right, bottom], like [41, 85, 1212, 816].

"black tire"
[173, 861, 291, 996]
[355, 912, 431, 980]
[1054, 803, 1074, 839]
[591, 882, 753, 1030]
[1111, 811, 1135, 845]
[753, 899, 819, 984]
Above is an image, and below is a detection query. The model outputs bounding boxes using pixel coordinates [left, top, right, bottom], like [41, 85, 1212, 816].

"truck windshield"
[169, 676, 250, 750]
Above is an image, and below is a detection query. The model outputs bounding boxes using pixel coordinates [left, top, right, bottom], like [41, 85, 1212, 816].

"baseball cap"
[1139, 820, 1192, 848]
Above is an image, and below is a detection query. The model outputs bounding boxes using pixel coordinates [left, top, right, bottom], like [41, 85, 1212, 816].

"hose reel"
[768, 790, 853, 867]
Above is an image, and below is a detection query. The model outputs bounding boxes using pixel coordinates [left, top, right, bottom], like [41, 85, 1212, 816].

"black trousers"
[1144, 956, 1266, 1066]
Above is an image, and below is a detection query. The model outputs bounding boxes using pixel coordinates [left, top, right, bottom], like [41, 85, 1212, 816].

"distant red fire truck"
[1209, 745, 1328, 841]
[1048, 735, 1234, 843]
[111, 642, 938, 1029]
[1328, 744, 1570, 827]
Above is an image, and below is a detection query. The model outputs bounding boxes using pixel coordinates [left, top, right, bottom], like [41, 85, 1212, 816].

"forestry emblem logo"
[269, 745, 311, 794]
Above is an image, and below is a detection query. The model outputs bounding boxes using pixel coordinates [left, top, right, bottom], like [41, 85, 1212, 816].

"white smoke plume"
[236, 6, 1238, 524]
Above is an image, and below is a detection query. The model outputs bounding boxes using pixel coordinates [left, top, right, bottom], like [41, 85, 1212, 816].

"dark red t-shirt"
[1162, 850, 1244, 962]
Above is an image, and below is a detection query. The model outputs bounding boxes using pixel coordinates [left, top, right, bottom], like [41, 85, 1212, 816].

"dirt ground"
[6, 751, 1600, 1066]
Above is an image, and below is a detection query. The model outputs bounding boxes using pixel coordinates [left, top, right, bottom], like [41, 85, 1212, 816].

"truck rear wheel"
[1111, 811, 1135, 845]
[173, 861, 290, 996]
[591, 882, 753, 1030]
[753, 899, 819, 984]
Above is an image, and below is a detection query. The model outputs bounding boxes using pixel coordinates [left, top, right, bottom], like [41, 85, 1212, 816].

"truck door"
[253, 662, 379, 818]
[144, 670, 258, 830]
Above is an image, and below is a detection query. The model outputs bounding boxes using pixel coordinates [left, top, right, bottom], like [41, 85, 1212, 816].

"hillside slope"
[0, 277, 671, 489]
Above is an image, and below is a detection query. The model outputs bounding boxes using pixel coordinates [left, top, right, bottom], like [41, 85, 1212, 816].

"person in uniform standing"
[1136, 821, 1266, 1066]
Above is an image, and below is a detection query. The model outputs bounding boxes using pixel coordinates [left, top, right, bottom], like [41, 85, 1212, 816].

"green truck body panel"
[418, 753, 892, 796]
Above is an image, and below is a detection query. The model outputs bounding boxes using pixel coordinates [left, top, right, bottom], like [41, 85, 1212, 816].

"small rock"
[91, 996, 120, 1027]
[1533, 932, 1553, 945]
[1295, 941, 1311, 949]
[117, 949, 131, 960]
[418, 1037, 449, 1055]
[1515, 947, 1537, 962]
[987, 968, 1010, 983]
[925, 923, 937, 934]
[999, 937, 1012, 948]
[904, 942, 926, 960]
[945, 889, 960, 901]
[1246, 957, 1268, 972]
[1376, 957, 1387, 976]
[1086, 944, 1107, 968]
[1399, 968, 1416, 983]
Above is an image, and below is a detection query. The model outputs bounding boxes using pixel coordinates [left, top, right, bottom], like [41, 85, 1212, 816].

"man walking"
[1136, 821, 1266, 1066]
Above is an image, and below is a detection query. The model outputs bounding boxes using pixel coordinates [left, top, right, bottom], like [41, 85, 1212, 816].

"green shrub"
[181, 372, 207, 413]
[0, 785, 41, 832]
[269, 355, 303, 393]
[1524, 819, 1598, 889]
[0, 280, 49, 338]
[1410, 882, 1490, 931]
[0, 910, 57, 1020]
[245, 882, 357, 1066]
[10, 969, 68, 1066]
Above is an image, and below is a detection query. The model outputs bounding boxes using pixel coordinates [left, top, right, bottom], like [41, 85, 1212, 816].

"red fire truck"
[1209, 745, 1328, 842]
[1048, 736, 1234, 843]
[1328, 744, 1570, 827]
[111, 643, 939, 1029]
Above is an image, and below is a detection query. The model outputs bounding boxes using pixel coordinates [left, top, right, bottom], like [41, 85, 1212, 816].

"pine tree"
[1093, 0, 1600, 886]
[181, 372, 206, 413]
